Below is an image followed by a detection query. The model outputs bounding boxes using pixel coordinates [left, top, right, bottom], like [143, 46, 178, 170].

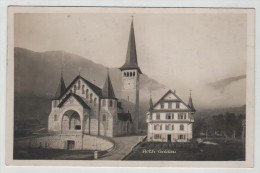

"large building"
[146, 90, 196, 142]
[48, 18, 141, 141]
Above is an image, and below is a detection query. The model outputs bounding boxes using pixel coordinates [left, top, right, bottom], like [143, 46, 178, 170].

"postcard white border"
[0, 0, 260, 173]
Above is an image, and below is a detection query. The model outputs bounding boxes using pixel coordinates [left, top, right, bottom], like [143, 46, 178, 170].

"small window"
[75, 125, 81, 130]
[166, 113, 171, 119]
[160, 124, 162, 130]
[156, 113, 160, 120]
[124, 72, 126, 77]
[160, 103, 164, 109]
[168, 102, 172, 109]
[180, 124, 184, 131]
[94, 98, 97, 106]
[127, 72, 129, 77]
[166, 124, 170, 130]
[90, 93, 93, 103]
[78, 80, 81, 90]
[178, 135, 185, 139]
[184, 113, 186, 119]
[103, 114, 106, 121]
[102, 99, 106, 107]
[86, 89, 89, 98]
[130, 72, 132, 76]
[172, 114, 174, 119]
[154, 124, 157, 130]
[176, 102, 180, 108]
[109, 100, 113, 107]
[133, 72, 135, 76]
[172, 124, 174, 130]
[82, 85, 85, 94]
[178, 113, 184, 119]
[154, 134, 161, 139]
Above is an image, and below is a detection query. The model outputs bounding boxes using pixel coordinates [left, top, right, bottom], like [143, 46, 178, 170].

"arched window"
[124, 72, 126, 77]
[54, 114, 58, 121]
[90, 93, 93, 103]
[127, 72, 129, 77]
[78, 80, 81, 90]
[130, 72, 132, 76]
[133, 72, 135, 76]
[109, 100, 113, 107]
[86, 89, 89, 99]
[74, 85, 76, 93]
[180, 124, 184, 131]
[82, 85, 85, 94]
[94, 98, 97, 106]
[102, 114, 106, 121]
[102, 99, 106, 107]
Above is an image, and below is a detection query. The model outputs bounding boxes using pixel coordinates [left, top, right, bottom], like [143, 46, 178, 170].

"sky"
[14, 10, 247, 109]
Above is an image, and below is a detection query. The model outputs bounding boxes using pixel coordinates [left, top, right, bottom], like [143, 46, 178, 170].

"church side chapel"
[48, 18, 141, 138]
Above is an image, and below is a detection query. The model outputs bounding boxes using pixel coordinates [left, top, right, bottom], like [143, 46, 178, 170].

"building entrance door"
[167, 134, 171, 142]
[67, 140, 75, 150]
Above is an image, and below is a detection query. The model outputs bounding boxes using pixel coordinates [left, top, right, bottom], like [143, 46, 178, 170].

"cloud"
[207, 74, 246, 93]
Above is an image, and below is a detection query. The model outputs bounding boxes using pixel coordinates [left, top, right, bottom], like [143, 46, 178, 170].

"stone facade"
[146, 90, 195, 142]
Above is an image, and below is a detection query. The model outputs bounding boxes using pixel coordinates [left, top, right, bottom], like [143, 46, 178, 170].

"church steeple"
[102, 70, 116, 99]
[53, 73, 66, 100]
[188, 90, 196, 113]
[149, 90, 153, 111]
[119, 17, 142, 74]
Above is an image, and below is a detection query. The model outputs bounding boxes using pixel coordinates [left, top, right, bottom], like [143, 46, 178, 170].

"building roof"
[119, 18, 142, 74]
[188, 95, 196, 113]
[153, 89, 192, 112]
[59, 75, 102, 100]
[102, 71, 117, 99]
[52, 74, 66, 100]
[118, 113, 132, 122]
[57, 93, 91, 109]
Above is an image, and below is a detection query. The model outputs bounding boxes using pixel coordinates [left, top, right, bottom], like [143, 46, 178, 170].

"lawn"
[125, 138, 245, 161]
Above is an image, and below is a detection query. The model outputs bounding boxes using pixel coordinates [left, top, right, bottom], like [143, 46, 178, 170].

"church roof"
[58, 93, 91, 109]
[188, 95, 196, 113]
[117, 113, 132, 122]
[119, 18, 142, 74]
[59, 75, 102, 99]
[102, 71, 117, 99]
[52, 74, 66, 100]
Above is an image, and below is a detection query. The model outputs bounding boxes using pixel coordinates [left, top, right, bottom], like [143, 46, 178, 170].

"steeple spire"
[119, 16, 142, 74]
[149, 90, 153, 111]
[102, 69, 116, 99]
[53, 74, 66, 100]
[188, 90, 196, 113]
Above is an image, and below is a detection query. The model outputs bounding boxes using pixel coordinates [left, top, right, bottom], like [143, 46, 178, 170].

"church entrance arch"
[61, 110, 81, 133]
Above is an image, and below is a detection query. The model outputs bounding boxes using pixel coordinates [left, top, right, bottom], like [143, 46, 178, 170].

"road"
[99, 135, 144, 160]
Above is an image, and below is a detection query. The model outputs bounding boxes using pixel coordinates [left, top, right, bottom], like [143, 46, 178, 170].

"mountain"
[14, 47, 165, 128]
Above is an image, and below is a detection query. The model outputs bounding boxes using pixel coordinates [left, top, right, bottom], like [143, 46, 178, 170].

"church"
[48, 19, 141, 138]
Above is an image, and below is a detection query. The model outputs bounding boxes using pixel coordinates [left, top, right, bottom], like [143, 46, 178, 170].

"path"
[99, 135, 145, 160]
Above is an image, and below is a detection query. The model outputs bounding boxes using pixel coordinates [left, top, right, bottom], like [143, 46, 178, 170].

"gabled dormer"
[152, 89, 192, 111]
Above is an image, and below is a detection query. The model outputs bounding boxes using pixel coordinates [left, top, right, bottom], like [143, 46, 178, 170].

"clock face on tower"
[123, 78, 136, 90]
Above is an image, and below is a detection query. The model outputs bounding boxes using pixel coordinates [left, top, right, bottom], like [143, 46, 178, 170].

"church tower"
[119, 17, 142, 133]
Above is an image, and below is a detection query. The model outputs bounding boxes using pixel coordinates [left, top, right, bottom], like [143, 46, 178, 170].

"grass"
[125, 138, 245, 161]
